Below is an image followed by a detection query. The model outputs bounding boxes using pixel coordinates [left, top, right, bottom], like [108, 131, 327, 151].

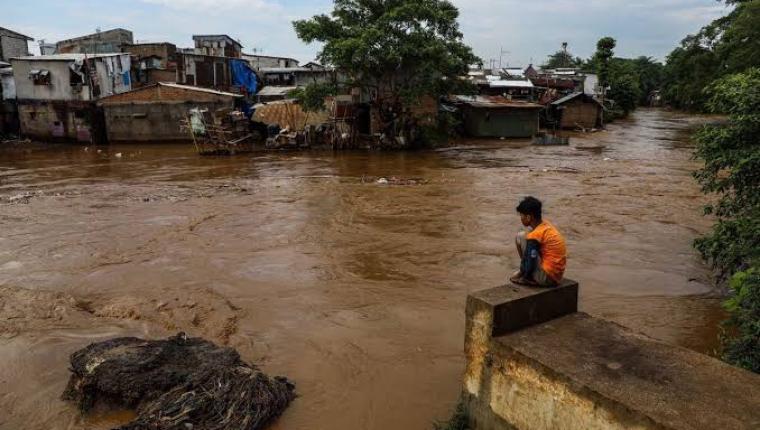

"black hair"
[516, 196, 542, 220]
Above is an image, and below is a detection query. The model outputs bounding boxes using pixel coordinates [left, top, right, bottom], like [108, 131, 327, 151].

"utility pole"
[498, 47, 511, 69]
[562, 42, 569, 68]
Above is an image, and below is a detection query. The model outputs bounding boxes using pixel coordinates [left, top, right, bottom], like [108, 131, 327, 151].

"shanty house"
[56, 28, 134, 54]
[193, 35, 242, 58]
[259, 67, 334, 88]
[98, 82, 242, 142]
[242, 53, 299, 70]
[0, 27, 33, 62]
[11, 53, 132, 142]
[454, 95, 543, 138]
[549, 92, 603, 130]
[479, 77, 536, 99]
[122, 42, 179, 87]
[176, 54, 257, 95]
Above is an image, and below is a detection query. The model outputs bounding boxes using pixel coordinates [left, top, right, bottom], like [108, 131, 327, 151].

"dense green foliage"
[593, 37, 616, 89]
[693, 69, 760, 372]
[630, 56, 665, 106]
[723, 270, 760, 372]
[288, 83, 337, 113]
[663, 1, 760, 110]
[586, 38, 663, 119]
[292, 0, 478, 146]
[542, 44, 583, 69]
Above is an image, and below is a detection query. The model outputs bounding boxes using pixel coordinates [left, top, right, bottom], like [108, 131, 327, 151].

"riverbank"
[0, 108, 723, 429]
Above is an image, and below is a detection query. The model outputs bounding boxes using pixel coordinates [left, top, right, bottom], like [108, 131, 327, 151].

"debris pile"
[62, 333, 295, 430]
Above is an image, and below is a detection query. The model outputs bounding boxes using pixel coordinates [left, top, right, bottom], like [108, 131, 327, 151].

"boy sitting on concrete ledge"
[510, 196, 567, 287]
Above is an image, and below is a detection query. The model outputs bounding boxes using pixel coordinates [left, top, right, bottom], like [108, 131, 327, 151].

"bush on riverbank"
[433, 402, 470, 430]
[694, 68, 760, 373]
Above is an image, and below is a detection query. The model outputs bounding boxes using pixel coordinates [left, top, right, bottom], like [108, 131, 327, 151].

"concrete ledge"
[463, 280, 760, 430]
[491, 313, 760, 430]
[467, 280, 578, 337]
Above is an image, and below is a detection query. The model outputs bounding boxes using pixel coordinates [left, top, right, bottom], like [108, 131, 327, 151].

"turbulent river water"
[0, 108, 725, 429]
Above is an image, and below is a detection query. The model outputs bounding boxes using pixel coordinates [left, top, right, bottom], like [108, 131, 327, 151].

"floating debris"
[363, 176, 428, 186]
[62, 333, 295, 430]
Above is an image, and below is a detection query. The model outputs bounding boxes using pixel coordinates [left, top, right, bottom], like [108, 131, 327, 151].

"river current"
[0, 108, 723, 429]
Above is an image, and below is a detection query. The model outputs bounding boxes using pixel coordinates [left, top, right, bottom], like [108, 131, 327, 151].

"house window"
[29, 69, 51, 85]
[70, 69, 85, 86]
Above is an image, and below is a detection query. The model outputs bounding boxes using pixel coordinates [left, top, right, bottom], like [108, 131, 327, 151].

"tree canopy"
[541, 44, 583, 69]
[293, 0, 479, 103]
[662, 1, 760, 110]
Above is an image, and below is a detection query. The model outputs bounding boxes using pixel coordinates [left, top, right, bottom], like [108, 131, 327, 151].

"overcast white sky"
[2, 0, 730, 65]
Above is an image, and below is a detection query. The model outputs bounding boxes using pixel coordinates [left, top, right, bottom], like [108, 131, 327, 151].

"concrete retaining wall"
[463, 282, 760, 430]
[102, 101, 232, 142]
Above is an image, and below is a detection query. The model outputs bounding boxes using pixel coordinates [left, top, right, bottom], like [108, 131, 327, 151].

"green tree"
[716, 0, 760, 75]
[694, 69, 760, 372]
[293, 0, 479, 146]
[593, 37, 616, 89]
[607, 70, 640, 115]
[631, 56, 664, 106]
[590, 37, 644, 119]
[542, 48, 583, 69]
[662, 1, 760, 111]
[288, 83, 337, 113]
[662, 25, 724, 110]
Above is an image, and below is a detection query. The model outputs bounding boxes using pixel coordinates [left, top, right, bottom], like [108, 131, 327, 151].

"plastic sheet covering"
[231, 59, 258, 95]
[189, 108, 207, 135]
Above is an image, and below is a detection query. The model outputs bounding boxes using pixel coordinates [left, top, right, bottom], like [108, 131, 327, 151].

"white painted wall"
[10, 60, 86, 101]
[584, 73, 599, 95]
[11, 54, 131, 101]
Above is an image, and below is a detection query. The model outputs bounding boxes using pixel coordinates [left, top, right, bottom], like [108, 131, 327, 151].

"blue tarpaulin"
[231, 59, 258, 95]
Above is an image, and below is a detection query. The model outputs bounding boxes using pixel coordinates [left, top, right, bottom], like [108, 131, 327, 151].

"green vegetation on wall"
[693, 68, 760, 373]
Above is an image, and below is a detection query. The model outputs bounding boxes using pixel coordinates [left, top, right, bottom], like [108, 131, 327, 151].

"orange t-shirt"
[526, 220, 567, 282]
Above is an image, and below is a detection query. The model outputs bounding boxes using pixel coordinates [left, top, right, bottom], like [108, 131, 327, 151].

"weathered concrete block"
[463, 290, 760, 430]
[467, 279, 578, 337]
[463, 280, 578, 405]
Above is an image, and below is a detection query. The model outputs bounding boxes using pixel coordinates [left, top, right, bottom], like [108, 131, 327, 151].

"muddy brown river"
[0, 108, 724, 429]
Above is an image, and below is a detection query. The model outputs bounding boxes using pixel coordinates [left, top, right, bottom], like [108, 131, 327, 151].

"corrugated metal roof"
[0, 27, 34, 41]
[157, 82, 243, 97]
[452, 95, 543, 109]
[11, 53, 128, 61]
[257, 86, 298, 96]
[551, 92, 604, 107]
[489, 80, 534, 88]
[243, 53, 299, 62]
[552, 92, 583, 105]
[260, 67, 328, 74]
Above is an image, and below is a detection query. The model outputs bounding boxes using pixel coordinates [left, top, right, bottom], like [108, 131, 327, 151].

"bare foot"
[510, 275, 537, 286]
